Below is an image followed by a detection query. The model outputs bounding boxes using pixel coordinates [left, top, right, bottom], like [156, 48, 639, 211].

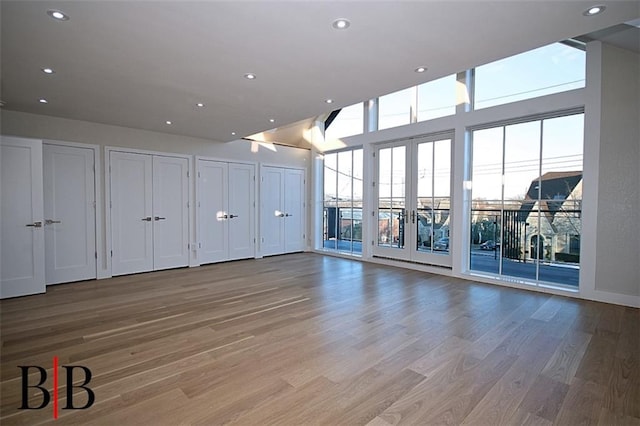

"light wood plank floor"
[1, 253, 638, 425]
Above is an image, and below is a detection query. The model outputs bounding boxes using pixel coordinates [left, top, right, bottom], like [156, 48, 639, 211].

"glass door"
[374, 135, 452, 266]
[375, 144, 410, 260]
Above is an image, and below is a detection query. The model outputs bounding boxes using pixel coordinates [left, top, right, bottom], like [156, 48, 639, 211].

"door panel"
[374, 136, 452, 266]
[284, 169, 304, 253]
[110, 151, 153, 275]
[228, 163, 255, 260]
[153, 156, 189, 270]
[198, 160, 228, 264]
[43, 144, 96, 284]
[1, 136, 45, 298]
[261, 167, 285, 256]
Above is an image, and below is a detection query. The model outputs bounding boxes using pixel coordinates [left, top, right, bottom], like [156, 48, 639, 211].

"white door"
[153, 155, 189, 270]
[43, 144, 96, 284]
[198, 160, 228, 264]
[284, 168, 305, 253]
[228, 163, 255, 260]
[261, 167, 285, 256]
[0, 136, 45, 298]
[373, 136, 452, 267]
[110, 151, 153, 276]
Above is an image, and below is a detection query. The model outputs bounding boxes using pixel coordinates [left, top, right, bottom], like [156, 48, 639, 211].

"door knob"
[44, 219, 62, 225]
[26, 221, 43, 228]
[154, 216, 166, 221]
[141, 217, 152, 221]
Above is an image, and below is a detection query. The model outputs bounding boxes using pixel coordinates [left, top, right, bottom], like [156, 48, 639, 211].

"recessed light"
[47, 9, 69, 21]
[231, 132, 236, 136]
[269, 118, 275, 123]
[415, 66, 427, 73]
[42, 67, 55, 74]
[583, 5, 605, 16]
[0, 100, 6, 108]
[244, 73, 257, 80]
[165, 120, 172, 125]
[196, 102, 205, 107]
[39, 98, 48, 104]
[325, 99, 333, 104]
[332, 18, 350, 30]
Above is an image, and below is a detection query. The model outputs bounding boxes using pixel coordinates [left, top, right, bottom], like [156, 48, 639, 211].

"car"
[480, 240, 500, 250]
[434, 237, 449, 250]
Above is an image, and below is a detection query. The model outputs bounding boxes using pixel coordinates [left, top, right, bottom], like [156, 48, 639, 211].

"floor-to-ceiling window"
[323, 148, 363, 255]
[469, 112, 584, 287]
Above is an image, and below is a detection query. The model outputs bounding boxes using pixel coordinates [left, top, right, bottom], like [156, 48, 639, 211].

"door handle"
[154, 216, 166, 221]
[141, 217, 152, 221]
[285, 213, 292, 217]
[44, 219, 62, 225]
[26, 221, 43, 228]
[220, 214, 229, 219]
[228, 214, 238, 219]
[277, 212, 285, 217]
[411, 210, 416, 224]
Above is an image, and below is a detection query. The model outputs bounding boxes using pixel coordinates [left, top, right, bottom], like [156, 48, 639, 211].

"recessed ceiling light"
[415, 66, 427, 73]
[244, 73, 257, 80]
[583, 5, 605, 16]
[42, 67, 55, 74]
[325, 99, 334, 104]
[231, 132, 236, 136]
[0, 100, 6, 108]
[269, 118, 275, 123]
[47, 9, 69, 21]
[165, 120, 172, 125]
[196, 102, 205, 107]
[332, 18, 350, 30]
[39, 98, 48, 104]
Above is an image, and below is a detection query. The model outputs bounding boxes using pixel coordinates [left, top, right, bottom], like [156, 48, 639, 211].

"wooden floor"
[1, 253, 638, 425]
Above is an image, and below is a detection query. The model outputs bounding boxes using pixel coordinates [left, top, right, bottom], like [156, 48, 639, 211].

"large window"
[474, 42, 585, 109]
[417, 74, 457, 121]
[325, 103, 364, 141]
[469, 113, 584, 287]
[323, 149, 363, 254]
[378, 88, 413, 130]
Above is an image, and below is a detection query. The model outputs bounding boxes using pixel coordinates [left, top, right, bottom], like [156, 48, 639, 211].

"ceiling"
[1, 1, 638, 144]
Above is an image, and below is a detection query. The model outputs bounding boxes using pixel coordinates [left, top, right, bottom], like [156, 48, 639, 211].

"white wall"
[0, 110, 311, 277]
[591, 42, 640, 299]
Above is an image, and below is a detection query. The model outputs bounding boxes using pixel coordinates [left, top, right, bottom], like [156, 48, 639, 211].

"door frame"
[372, 132, 454, 266]
[195, 156, 258, 265]
[44, 140, 105, 278]
[258, 163, 307, 258]
[105, 147, 194, 277]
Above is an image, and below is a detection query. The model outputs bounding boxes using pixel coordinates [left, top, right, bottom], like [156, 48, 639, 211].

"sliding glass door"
[374, 134, 452, 266]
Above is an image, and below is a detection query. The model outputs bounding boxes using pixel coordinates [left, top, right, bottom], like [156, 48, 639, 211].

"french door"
[374, 134, 452, 266]
[260, 166, 305, 256]
[198, 159, 256, 264]
[110, 151, 189, 275]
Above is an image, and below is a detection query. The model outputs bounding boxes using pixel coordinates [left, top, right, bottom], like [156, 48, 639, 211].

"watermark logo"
[18, 356, 95, 419]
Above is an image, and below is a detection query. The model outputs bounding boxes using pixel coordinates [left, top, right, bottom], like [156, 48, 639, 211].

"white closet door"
[43, 144, 96, 285]
[198, 160, 228, 264]
[153, 155, 189, 270]
[228, 163, 255, 260]
[0, 136, 45, 298]
[261, 166, 285, 256]
[111, 151, 153, 276]
[284, 168, 305, 253]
